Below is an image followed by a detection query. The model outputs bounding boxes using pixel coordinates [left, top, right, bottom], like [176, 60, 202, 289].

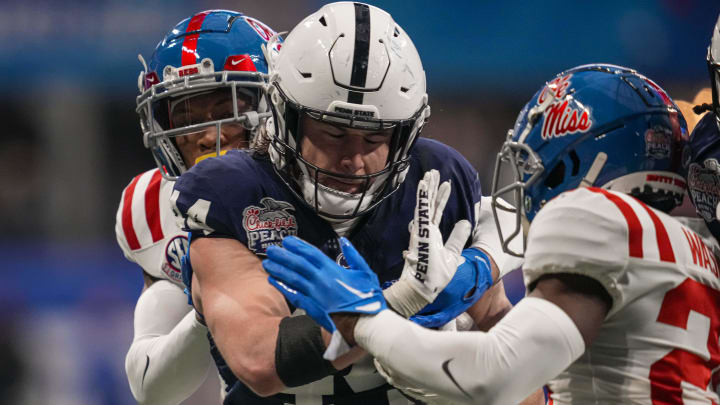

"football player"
[685, 17, 720, 400]
[116, 10, 277, 404]
[171, 2, 535, 404]
[264, 64, 720, 404]
[675, 16, 718, 135]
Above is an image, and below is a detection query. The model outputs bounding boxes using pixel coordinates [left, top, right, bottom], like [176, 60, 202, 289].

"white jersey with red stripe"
[524, 187, 720, 404]
[115, 168, 187, 285]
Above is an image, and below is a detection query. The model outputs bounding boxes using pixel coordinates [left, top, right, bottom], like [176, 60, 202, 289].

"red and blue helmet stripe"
[146, 10, 275, 88]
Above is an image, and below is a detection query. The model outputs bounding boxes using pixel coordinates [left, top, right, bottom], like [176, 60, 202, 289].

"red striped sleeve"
[121, 174, 142, 250]
[181, 11, 209, 66]
[144, 170, 164, 243]
[638, 203, 675, 263]
[588, 188, 643, 258]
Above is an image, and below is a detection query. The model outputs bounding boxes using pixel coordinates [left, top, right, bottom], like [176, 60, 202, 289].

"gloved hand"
[383, 169, 472, 317]
[410, 248, 493, 328]
[263, 235, 387, 334]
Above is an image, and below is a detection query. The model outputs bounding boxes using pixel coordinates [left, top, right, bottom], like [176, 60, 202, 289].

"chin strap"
[579, 152, 608, 188]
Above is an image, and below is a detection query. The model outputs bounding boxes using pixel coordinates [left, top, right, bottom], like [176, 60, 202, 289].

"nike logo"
[442, 358, 472, 399]
[474, 255, 489, 266]
[141, 355, 150, 388]
[231, 57, 247, 65]
[336, 278, 374, 299]
[274, 279, 298, 294]
[355, 301, 381, 312]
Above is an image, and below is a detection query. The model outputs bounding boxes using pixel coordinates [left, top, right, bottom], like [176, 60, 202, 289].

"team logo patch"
[538, 75, 592, 140]
[163, 235, 188, 283]
[336, 252, 349, 268]
[687, 159, 720, 222]
[243, 197, 298, 253]
[645, 125, 672, 159]
[243, 16, 275, 41]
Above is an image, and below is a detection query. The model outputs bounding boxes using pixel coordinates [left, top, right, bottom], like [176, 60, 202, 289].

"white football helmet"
[708, 13, 720, 128]
[265, 2, 430, 219]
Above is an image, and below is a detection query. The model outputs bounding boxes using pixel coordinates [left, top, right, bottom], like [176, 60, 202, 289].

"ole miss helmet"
[491, 64, 688, 256]
[136, 10, 279, 180]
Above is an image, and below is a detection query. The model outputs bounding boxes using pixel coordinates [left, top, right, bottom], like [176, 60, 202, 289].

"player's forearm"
[205, 298, 287, 396]
[355, 298, 585, 405]
[211, 311, 364, 396]
[125, 280, 212, 404]
[191, 237, 288, 395]
[126, 309, 212, 404]
[204, 290, 352, 396]
[466, 280, 512, 332]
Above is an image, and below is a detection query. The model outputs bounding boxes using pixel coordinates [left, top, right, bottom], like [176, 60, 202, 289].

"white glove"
[384, 169, 471, 317]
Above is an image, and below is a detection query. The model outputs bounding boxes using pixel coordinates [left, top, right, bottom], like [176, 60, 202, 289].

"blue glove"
[410, 248, 493, 328]
[263, 236, 387, 333]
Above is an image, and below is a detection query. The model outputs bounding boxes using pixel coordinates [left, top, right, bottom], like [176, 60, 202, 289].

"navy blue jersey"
[172, 138, 481, 404]
[686, 112, 720, 241]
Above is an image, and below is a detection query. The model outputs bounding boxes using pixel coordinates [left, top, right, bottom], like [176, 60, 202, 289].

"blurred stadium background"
[0, 0, 716, 403]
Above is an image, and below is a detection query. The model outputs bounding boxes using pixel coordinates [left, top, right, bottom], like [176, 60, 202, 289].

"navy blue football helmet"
[491, 64, 688, 256]
[137, 10, 280, 180]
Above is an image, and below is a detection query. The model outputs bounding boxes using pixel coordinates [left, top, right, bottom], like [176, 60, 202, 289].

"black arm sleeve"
[274, 315, 340, 387]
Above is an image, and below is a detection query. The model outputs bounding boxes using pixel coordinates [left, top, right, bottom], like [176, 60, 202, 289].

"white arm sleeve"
[355, 297, 584, 405]
[125, 280, 213, 405]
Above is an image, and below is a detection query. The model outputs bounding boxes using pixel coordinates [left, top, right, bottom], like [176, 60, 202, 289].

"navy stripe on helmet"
[348, 3, 370, 104]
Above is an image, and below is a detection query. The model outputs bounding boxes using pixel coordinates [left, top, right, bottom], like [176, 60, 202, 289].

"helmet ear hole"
[544, 161, 566, 189]
[569, 149, 580, 176]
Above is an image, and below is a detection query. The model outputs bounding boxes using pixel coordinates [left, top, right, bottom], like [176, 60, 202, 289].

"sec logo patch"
[163, 235, 188, 283]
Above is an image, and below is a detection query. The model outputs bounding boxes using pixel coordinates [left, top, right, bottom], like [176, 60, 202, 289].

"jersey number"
[185, 198, 215, 234]
[649, 278, 720, 404]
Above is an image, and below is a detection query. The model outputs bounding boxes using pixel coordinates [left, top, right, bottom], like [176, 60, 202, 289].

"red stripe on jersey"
[144, 170, 164, 243]
[589, 188, 643, 258]
[181, 11, 209, 66]
[545, 385, 554, 405]
[121, 175, 142, 251]
[638, 203, 676, 263]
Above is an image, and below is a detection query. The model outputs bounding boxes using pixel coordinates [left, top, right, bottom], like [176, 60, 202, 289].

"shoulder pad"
[524, 188, 634, 306]
[116, 168, 169, 254]
[115, 168, 187, 284]
[171, 151, 271, 240]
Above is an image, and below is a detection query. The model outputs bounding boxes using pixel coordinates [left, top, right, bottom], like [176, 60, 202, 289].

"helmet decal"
[181, 11, 210, 66]
[645, 125, 673, 159]
[243, 16, 276, 41]
[539, 75, 592, 140]
[223, 54, 258, 72]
